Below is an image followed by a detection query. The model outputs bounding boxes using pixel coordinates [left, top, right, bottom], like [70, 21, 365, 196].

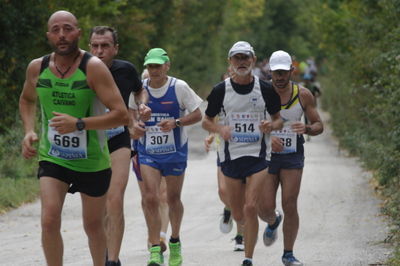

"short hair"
[89, 26, 118, 45]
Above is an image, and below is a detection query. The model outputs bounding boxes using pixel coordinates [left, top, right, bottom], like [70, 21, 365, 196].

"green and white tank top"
[36, 52, 110, 172]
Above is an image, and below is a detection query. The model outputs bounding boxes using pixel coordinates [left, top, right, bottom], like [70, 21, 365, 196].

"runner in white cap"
[258, 50, 323, 266]
[203, 41, 283, 266]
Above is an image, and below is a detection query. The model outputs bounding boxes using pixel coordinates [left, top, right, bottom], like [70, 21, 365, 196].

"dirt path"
[0, 110, 392, 265]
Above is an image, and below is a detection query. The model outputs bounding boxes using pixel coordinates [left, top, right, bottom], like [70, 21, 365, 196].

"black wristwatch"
[76, 118, 85, 131]
[175, 119, 182, 127]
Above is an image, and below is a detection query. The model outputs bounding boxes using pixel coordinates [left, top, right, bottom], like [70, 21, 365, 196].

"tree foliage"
[0, 0, 315, 134]
[316, 0, 400, 185]
[314, 1, 400, 259]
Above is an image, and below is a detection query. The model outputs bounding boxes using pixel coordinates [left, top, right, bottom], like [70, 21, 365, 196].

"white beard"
[233, 66, 252, 76]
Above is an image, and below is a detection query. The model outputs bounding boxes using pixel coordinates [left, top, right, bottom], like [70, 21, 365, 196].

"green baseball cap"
[143, 48, 170, 66]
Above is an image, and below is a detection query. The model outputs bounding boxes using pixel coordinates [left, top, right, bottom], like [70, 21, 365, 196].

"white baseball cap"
[228, 41, 255, 58]
[269, 50, 292, 71]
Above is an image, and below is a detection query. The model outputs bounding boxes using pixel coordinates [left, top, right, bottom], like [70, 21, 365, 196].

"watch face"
[77, 119, 85, 131]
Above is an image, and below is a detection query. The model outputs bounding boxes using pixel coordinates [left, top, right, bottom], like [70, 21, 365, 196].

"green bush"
[318, 0, 400, 261]
[0, 177, 39, 213]
[0, 117, 37, 180]
[0, 116, 39, 212]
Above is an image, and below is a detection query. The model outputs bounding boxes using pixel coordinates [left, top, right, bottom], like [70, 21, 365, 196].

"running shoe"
[219, 208, 233, 234]
[263, 210, 282, 246]
[147, 246, 163, 266]
[168, 241, 182, 266]
[233, 234, 244, 251]
[241, 259, 253, 265]
[282, 252, 303, 266]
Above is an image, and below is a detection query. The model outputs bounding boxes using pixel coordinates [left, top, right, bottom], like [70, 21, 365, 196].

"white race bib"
[48, 126, 87, 160]
[145, 126, 176, 154]
[271, 123, 297, 154]
[229, 112, 261, 143]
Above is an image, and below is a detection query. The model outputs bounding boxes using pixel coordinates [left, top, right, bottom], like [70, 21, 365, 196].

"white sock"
[160, 231, 167, 239]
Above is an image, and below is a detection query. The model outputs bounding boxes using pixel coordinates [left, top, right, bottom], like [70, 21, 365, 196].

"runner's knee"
[257, 200, 276, 220]
[167, 192, 181, 207]
[244, 202, 258, 217]
[83, 216, 104, 236]
[41, 213, 61, 233]
[143, 192, 160, 209]
[282, 197, 298, 214]
[106, 192, 124, 211]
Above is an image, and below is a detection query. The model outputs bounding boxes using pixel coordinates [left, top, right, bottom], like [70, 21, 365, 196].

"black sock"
[152, 244, 160, 248]
[269, 216, 280, 230]
[170, 237, 180, 243]
[223, 208, 231, 223]
[283, 250, 293, 257]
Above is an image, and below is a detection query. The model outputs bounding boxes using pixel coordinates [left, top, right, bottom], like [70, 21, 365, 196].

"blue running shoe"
[263, 210, 282, 246]
[241, 259, 253, 265]
[282, 252, 303, 266]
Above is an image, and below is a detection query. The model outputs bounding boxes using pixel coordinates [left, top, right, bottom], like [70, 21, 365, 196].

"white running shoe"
[219, 208, 233, 234]
[233, 234, 244, 251]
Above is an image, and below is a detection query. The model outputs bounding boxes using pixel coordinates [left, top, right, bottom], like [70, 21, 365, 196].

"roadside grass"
[0, 118, 39, 213]
[0, 177, 39, 213]
[320, 75, 400, 263]
[383, 183, 400, 266]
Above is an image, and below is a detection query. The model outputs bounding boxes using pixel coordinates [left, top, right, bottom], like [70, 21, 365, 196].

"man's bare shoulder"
[298, 84, 316, 107]
[86, 54, 105, 70]
[28, 57, 44, 70]
[25, 56, 48, 79]
[298, 84, 314, 98]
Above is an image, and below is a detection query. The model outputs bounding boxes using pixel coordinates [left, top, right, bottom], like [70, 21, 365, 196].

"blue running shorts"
[139, 155, 187, 177]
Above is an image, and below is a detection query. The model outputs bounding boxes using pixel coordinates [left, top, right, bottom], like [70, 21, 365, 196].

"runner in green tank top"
[37, 52, 111, 172]
[19, 10, 128, 266]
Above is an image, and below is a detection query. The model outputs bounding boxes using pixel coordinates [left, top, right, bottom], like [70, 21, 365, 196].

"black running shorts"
[107, 129, 131, 154]
[37, 160, 111, 197]
[220, 156, 269, 182]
